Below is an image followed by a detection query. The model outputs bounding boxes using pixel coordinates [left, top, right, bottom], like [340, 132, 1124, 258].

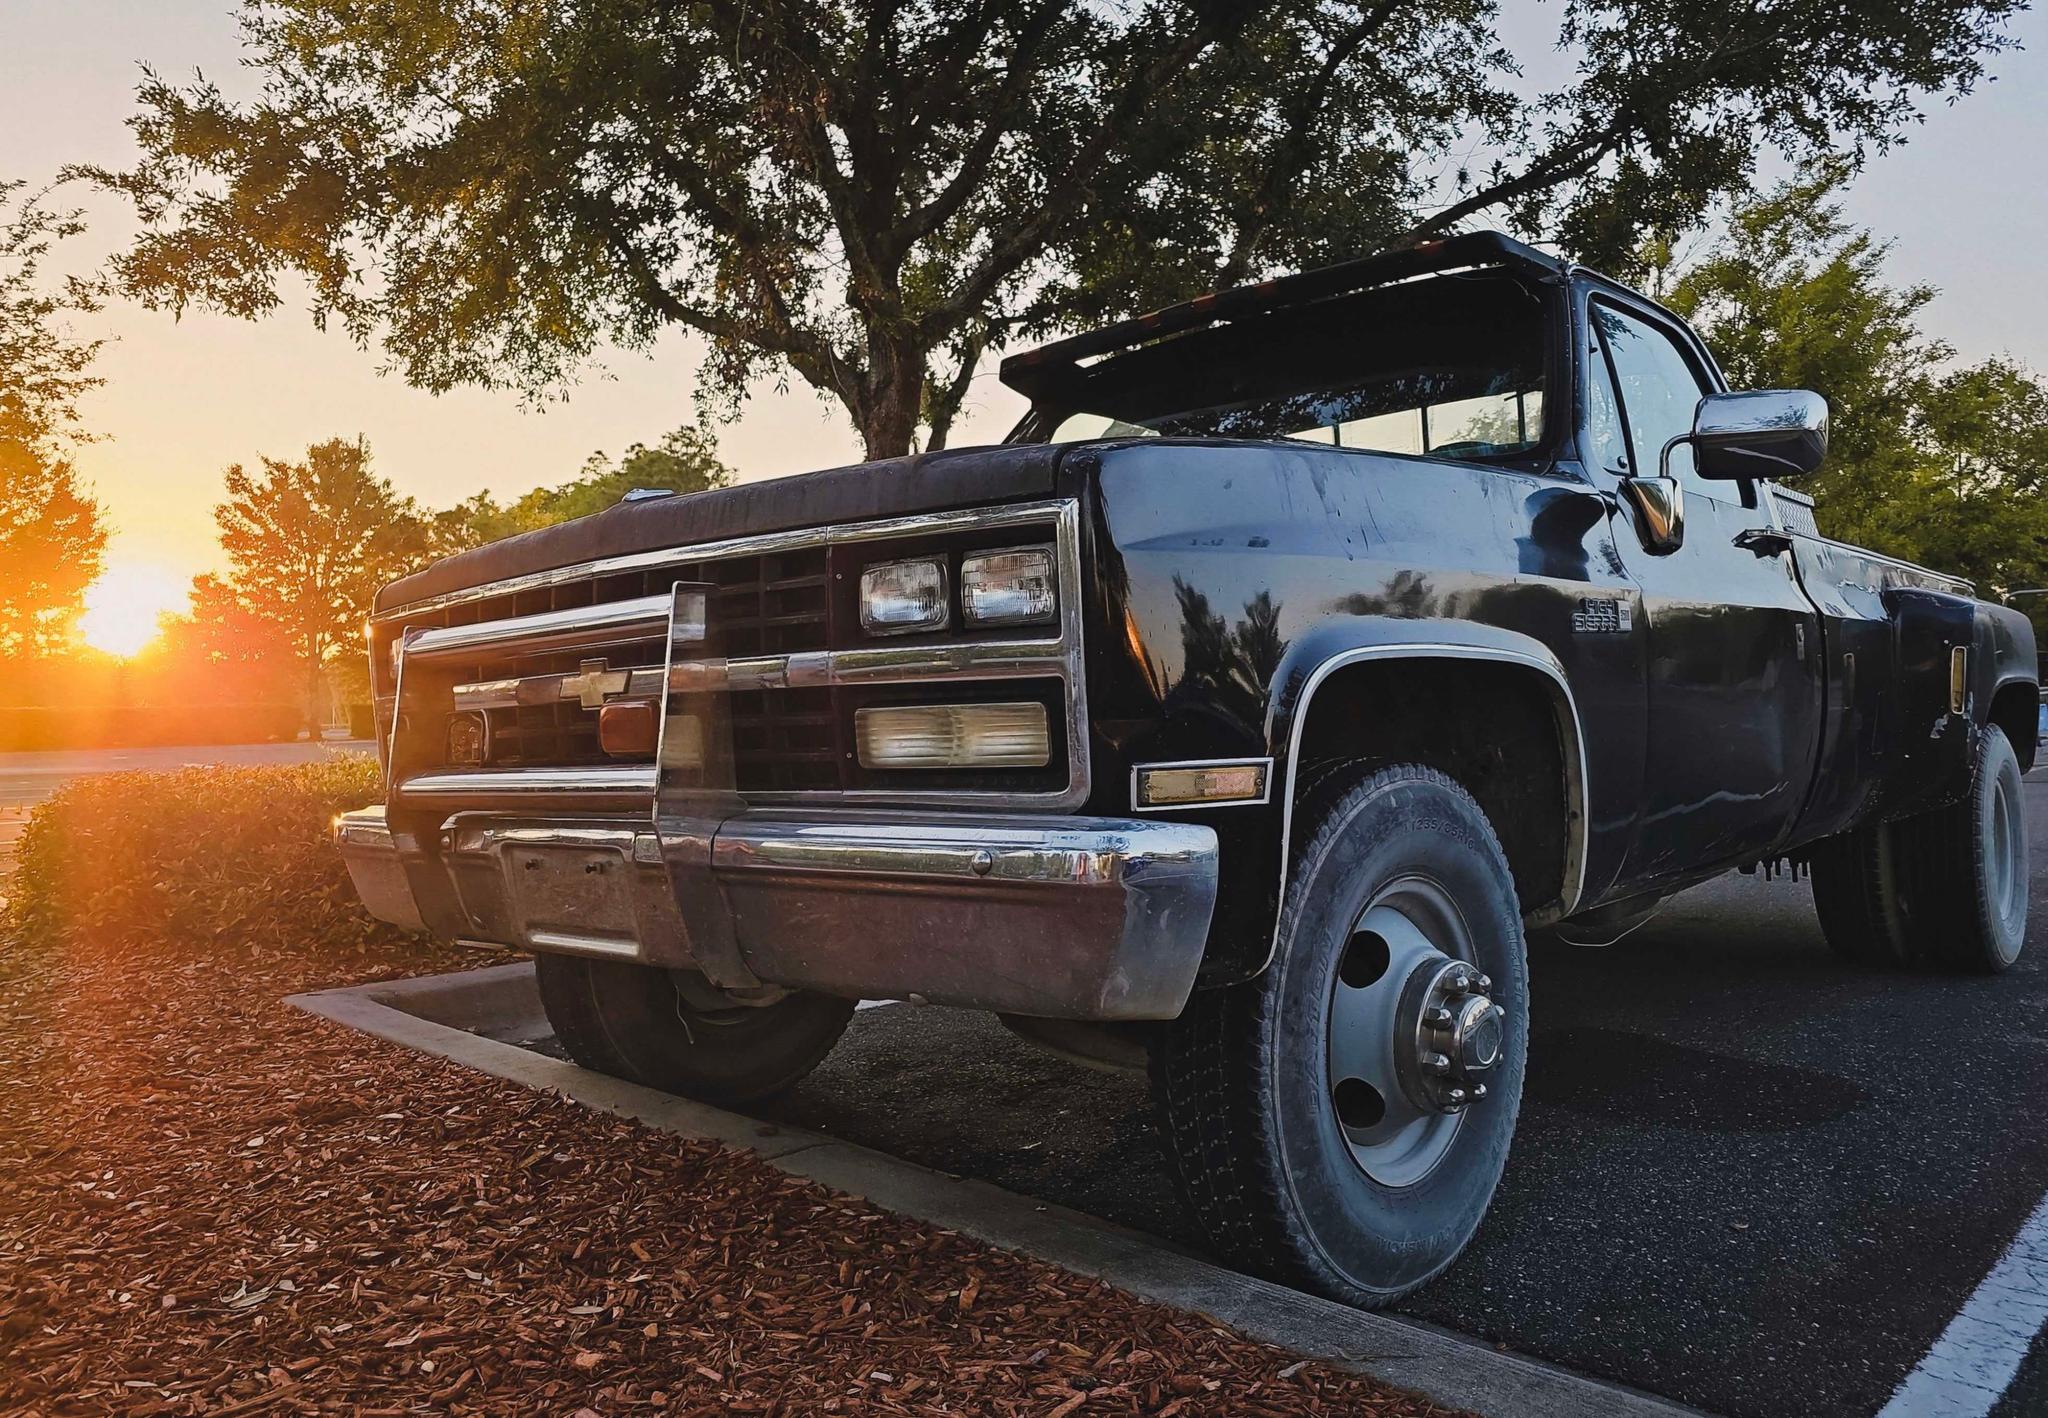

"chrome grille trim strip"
[448, 637, 1069, 710]
[394, 766, 658, 808]
[376, 499, 1070, 621]
[403, 592, 698, 664]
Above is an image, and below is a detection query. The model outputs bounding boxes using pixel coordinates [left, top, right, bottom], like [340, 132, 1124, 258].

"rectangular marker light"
[1135, 760, 1270, 808]
[855, 703, 1050, 769]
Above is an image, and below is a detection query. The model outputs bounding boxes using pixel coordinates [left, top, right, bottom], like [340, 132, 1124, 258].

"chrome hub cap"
[1326, 877, 1506, 1188]
[1399, 959, 1506, 1114]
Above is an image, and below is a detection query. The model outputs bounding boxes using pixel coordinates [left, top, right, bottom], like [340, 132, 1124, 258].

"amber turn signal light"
[599, 699, 660, 757]
[1134, 760, 1271, 809]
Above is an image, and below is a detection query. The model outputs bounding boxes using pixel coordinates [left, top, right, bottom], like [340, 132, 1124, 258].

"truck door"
[1584, 295, 1825, 882]
[1767, 487, 1897, 844]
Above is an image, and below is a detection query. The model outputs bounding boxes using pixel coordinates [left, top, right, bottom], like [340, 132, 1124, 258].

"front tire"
[536, 954, 853, 1104]
[1150, 765, 1527, 1307]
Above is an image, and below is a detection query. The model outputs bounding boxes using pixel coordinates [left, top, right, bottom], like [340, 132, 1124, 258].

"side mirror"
[1619, 474, 1685, 556]
[1684, 389, 1829, 482]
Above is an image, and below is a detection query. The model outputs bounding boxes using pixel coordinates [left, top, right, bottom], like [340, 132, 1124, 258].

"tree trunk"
[858, 338, 926, 462]
[303, 653, 327, 738]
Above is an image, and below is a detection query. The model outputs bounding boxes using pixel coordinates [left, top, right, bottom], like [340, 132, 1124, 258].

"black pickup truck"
[339, 231, 2038, 1305]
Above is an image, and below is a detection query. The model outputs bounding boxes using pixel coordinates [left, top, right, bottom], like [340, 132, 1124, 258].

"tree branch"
[1387, 19, 1796, 250]
[923, 8, 1245, 341]
[1217, 0, 1410, 285]
[922, 324, 989, 451]
[890, 0, 1071, 257]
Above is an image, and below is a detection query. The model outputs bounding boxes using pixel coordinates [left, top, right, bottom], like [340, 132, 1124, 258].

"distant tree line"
[0, 180, 107, 662]
[1662, 167, 2048, 612]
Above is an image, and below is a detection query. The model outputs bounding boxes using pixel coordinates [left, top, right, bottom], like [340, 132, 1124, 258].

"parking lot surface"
[515, 773, 2048, 1418]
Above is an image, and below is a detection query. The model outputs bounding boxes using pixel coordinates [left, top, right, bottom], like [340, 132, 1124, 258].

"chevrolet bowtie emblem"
[560, 658, 631, 710]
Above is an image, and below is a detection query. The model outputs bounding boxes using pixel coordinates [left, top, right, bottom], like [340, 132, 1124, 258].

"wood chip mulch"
[0, 931, 1460, 1416]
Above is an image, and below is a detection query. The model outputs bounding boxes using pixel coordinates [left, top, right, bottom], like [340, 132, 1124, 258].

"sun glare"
[78, 564, 189, 658]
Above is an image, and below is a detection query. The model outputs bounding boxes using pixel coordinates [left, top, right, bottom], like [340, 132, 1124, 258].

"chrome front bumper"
[335, 806, 1219, 1020]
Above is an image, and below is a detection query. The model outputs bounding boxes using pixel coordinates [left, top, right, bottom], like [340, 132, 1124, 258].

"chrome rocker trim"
[335, 804, 1220, 1021]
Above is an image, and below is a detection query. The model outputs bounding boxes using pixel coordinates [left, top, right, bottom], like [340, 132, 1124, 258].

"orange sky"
[5, 2, 2045, 617]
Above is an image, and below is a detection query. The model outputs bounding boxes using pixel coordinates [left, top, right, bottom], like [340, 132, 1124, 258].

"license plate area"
[502, 844, 639, 954]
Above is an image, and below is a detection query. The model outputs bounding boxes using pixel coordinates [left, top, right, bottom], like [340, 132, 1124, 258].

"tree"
[435, 425, 732, 549]
[0, 179, 108, 657]
[1666, 170, 2048, 595]
[1664, 165, 1944, 553]
[146, 573, 301, 692]
[93, 0, 2020, 462]
[212, 438, 430, 726]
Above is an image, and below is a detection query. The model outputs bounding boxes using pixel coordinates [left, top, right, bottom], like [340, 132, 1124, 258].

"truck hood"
[375, 442, 1064, 614]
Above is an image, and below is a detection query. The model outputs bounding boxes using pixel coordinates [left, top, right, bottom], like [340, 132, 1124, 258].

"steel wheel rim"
[1991, 764, 2025, 934]
[1325, 875, 1472, 1188]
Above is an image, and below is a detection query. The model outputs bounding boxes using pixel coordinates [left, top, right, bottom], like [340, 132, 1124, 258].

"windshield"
[1028, 268, 1549, 460]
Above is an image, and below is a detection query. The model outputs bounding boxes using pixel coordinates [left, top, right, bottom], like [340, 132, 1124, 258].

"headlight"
[855, 703, 1050, 769]
[859, 557, 949, 635]
[961, 546, 1057, 626]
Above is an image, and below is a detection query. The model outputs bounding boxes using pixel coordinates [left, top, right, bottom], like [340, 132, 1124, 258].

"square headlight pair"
[858, 545, 1056, 635]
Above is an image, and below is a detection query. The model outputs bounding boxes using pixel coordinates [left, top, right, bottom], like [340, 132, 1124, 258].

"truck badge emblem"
[1571, 598, 1631, 634]
[560, 658, 631, 710]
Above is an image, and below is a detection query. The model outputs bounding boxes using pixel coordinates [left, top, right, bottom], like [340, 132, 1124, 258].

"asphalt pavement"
[498, 771, 2048, 1415]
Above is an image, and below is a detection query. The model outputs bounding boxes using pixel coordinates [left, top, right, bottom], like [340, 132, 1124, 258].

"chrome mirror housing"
[1619, 474, 1685, 556]
[1686, 389, 1829, 482]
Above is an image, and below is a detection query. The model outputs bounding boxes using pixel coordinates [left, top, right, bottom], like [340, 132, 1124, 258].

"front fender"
[1254, 617, 1592, 973]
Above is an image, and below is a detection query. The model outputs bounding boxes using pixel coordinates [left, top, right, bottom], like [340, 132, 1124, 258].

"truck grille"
[372, 501, 1086, 810]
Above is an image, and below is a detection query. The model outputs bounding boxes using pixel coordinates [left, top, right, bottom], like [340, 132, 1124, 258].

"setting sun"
[77, 563, 189, 658]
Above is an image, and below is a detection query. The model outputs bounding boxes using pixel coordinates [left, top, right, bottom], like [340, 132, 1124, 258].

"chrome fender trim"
[1259, 639, 1591, 974]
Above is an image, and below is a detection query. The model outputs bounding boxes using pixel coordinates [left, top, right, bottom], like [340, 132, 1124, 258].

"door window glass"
[1592, 303, 1712, 493]
[1584, 341, 1630, 475]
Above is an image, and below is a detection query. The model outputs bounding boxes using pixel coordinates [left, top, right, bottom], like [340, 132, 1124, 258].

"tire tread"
[1151, 763, 1519, 1305]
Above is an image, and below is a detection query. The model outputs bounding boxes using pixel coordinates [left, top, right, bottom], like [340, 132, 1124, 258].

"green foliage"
[0, 179, 108, 657]
[434, 426, 733, 550]
[1667, 169, 2048, 593]
[89, 0, 2022, 460]
[1, 758, 397, 957]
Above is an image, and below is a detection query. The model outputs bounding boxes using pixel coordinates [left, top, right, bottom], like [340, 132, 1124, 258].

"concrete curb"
[290, 964, 1710, 1418]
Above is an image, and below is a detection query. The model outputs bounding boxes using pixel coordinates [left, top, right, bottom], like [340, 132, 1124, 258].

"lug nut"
[1446, 1087, 1467, 1105]
[1425, 1006, 1454, 1026]
[1471, 1083, 1488, 1100]
[1475, 973, 1492, 993]
[1423, 1051, 1452, 1074]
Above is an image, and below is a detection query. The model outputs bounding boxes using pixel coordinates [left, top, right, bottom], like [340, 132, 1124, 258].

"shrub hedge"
[2, 757, 407, 958]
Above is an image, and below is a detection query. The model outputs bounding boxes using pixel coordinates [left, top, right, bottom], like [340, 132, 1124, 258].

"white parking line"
[1880, 1187, 2048, 1417]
